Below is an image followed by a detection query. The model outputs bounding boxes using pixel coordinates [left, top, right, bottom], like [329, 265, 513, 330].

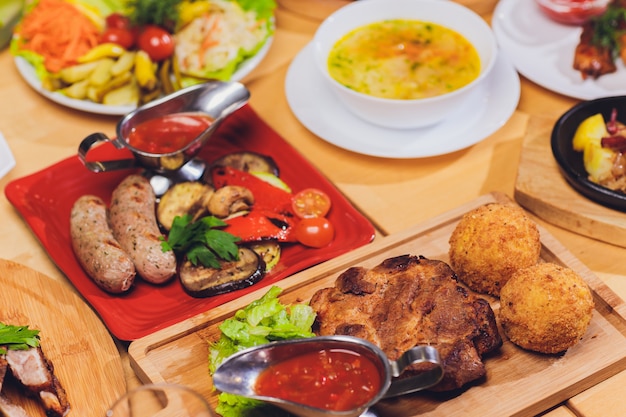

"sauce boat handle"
[384, 345, 444, 398]
[78, 132, 137, 173]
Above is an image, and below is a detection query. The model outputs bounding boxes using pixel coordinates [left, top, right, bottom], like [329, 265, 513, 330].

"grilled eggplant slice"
[179, 247, 266, 297]
[157, 181, 214, 230]
[248, 241, 281, 272]
[209, 151, 279, 177]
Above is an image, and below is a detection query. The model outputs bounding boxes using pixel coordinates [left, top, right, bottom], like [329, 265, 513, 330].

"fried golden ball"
[499, 262, 594, 354]
[448, 203, 541, 296]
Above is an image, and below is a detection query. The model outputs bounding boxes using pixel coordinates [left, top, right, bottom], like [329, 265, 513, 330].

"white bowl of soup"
[312, 0, 498, 129]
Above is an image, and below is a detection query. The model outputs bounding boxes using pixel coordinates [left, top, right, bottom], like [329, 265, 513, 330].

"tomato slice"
[291, 188, 332, 219]
[294, 217, 335, 248]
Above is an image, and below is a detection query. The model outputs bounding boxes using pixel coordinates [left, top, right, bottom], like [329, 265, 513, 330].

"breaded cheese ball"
[499, 262, 594, 354]
[448, 203, 541, 296]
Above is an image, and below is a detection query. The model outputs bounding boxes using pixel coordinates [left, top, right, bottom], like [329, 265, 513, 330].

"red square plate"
[5, 105, 375, 340]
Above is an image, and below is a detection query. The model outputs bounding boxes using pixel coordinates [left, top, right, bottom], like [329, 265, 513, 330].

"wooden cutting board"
[0, 259, 126, 416]
[128, 192, 626, 417]
[514, 115, 626, 248]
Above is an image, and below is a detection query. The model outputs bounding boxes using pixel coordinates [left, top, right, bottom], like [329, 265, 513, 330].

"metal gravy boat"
[78, 81, 250, 174]
[212, 335, 443, 417]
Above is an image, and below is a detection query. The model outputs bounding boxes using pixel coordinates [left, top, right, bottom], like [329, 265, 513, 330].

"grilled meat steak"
[309, 255, 502, 392]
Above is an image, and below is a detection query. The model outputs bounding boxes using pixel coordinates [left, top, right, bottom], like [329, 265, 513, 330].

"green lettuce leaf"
[235, 0, 276, 20]
[208, 286, 316, 416]
[75, 0, 124, 16]
[215, 392, 292, 417]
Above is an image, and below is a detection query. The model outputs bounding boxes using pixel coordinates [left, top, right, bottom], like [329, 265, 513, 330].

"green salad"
[11, 0, 276, 107]
[209, 286, 316, 417]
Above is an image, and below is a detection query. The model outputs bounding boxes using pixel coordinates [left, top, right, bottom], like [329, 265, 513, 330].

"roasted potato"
[42, 46, 160, 107]
[102, 80, 140, 106]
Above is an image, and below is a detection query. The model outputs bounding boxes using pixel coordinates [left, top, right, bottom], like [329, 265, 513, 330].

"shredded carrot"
[15, 0, 100, 73]
[197, 15, 221, 65]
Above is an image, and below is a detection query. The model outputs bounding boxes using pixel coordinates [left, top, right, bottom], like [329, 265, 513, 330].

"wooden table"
[0, 0, 624, 415]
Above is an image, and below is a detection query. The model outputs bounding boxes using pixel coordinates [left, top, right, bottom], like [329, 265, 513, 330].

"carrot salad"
[15, 0, 100, 73]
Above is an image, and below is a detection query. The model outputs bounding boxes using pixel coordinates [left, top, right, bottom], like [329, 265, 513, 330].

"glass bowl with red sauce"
[212, 335, 443, 417]
[534, 0, 610, 25]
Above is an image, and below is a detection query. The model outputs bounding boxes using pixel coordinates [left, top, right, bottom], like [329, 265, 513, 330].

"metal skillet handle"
[383, 345, 444, 398]
[78, 132, 137, 173]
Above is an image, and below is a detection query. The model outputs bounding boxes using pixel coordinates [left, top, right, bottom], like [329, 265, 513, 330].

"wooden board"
[0, 259, 126, 416]
[128, 192, 626, 417]
[514, 115, 626, 248]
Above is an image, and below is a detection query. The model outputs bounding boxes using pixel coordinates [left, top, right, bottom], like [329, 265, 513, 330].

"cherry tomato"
[100, 27, 135, 49]
[105, 12, 131, 29]
[295, 217, 335, 248]
[137, 25, 175, 61]
[292, 188, 332, 219]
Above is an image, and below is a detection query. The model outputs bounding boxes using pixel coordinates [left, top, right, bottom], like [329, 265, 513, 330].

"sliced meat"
[0, 354, 34, 417]
[310, 255, 502, 392]
[0, 354, 7, 392]
[0, 395, 32, 417]
[5, 348, 69, 417]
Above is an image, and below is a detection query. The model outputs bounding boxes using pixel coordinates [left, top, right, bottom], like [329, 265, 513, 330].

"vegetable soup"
[327, 19, 481, 100]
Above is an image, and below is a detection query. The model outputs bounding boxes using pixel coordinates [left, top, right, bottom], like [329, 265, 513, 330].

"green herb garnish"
[0, 323, 41, 355]
[591, 5, 626, 56]
[125, 0, 181, 30]
[161, 214, 241, 269]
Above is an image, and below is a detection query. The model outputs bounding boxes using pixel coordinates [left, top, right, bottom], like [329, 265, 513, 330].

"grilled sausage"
[109, 174, 177, 284]
[70, 195, 136, 293]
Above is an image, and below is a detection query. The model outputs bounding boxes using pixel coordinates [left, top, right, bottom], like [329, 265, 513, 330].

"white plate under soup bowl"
[312, 0, 498, 129]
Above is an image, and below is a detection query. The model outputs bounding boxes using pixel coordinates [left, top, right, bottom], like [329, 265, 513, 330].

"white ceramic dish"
[493, 0, 626, 100]
[13, 37, 272, 116]
[312, 0, 498, 129]
[285, 43, 520, 158]
[0, 131, 16, 179]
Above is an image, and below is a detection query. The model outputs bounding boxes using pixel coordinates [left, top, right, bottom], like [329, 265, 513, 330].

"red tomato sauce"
[255, 348, 382, 411]
[126, 113, 213, 154]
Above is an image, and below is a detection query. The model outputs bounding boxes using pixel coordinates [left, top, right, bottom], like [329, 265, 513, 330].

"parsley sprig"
[0, 323, 40, 355]
[591, 5, 626, 56]
[161, 215, 241, 269]
[126, 0, 181, 31]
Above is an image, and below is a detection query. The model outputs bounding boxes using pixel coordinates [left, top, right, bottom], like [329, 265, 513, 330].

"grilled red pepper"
[211, 166, 298, 242]
[212, 166, 293, 213]
[223, 210, 297, 242]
